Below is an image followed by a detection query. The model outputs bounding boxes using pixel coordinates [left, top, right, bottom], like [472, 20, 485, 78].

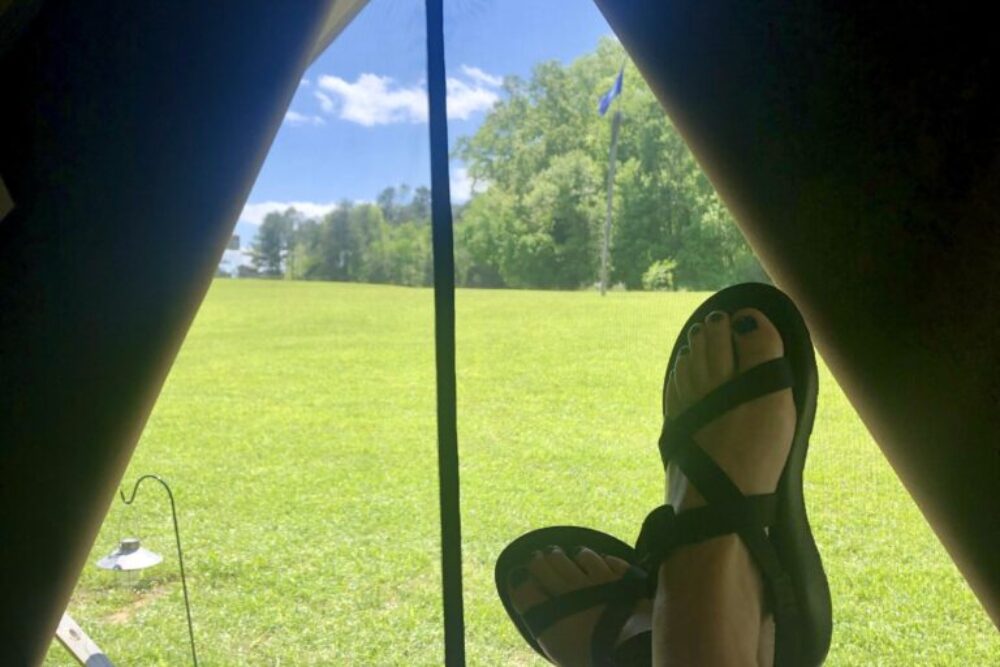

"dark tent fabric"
[0, 1, 362, 661]
[1, 1, 997, 663]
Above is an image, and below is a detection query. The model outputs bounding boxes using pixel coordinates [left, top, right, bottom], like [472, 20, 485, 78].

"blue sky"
[232, 0, 615, 247]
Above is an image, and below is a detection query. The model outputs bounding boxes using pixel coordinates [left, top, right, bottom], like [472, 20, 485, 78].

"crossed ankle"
[658, 534, 764, 601]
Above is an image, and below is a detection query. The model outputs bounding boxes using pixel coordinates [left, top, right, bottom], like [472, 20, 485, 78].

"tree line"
[247, 38, 766, 291]
[249, 185, 434, 285]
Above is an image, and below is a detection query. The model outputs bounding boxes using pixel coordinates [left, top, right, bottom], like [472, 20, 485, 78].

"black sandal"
[495, 526, 652, 666]
[634, 282, 832, 666]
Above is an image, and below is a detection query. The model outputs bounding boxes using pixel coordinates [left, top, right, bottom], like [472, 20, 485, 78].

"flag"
[597, 67, 624, 116]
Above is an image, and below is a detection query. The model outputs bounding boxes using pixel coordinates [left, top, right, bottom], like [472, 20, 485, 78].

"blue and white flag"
[597, 67, 624, 116]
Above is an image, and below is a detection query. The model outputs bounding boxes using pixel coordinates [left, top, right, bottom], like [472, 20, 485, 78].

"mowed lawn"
[48, 280, 997, 665]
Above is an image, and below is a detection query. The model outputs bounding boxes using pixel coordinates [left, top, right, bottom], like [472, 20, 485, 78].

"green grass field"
[47, 280, 997, 665]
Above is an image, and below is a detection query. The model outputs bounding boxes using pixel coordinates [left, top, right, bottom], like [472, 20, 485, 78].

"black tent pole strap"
[425, 0, 467, 664]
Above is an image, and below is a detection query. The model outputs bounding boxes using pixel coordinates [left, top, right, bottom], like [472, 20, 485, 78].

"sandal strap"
[635, 494, 778, 575]
[634, 487, 799, 638]
[589, 567, 648, 667]
[659, 357, 793, 466]
[520, 565, 647, 638]
[661, 432, 801, 610]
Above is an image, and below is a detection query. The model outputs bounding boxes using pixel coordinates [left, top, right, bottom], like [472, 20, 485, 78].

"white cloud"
[314, 90, 335, 113]
[317, 73, 426, 126]
[300, 77, 311, 86]
[450, 166, 473, 203]
[239, 201, 340, 225]
[460, 64, 502, 87]
[284, 110, 325, 126]
[445, 77, 499, 120]
[315, 65, 501, 126]
[449, 165, 486, 203]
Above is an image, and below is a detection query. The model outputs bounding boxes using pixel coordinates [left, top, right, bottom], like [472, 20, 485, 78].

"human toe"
[674, 346, 695, 409]
[703, 310, 735, 385]
[603, 555, 631, 577]
[508, 566, 547, 613]
[542, 547, 589, 588]
[686, 322, 712, 399]
[572, 547, 615, 582]
[730, 308, 784, 371]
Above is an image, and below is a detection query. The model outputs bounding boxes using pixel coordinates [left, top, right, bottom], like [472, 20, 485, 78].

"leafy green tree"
[518, 151, 602, 288]
[376, 186, 398, 225]
[642, 258, 677, 291]
[384, 221, 431, 286]
[261, 191, 432, 287]
[289, 218, 321, 279]
[455, 188, 513, 287]
[405, 186, 431, 222]
[457, 36, 766, 290]
[319, 202, 357, 280]
[346, 203, 389, 283]
[251, 208, 299, 276]
[675, 195, 769, 288]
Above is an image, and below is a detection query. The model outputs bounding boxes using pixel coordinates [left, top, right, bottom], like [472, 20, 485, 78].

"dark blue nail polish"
[689, 323, 703, 337]
[508, 567, 529, 586]
[678, 345, 690, 356]
[568, 545, 583, 557]
[733, 315, 758, 334]
[708, 311, 725, 323]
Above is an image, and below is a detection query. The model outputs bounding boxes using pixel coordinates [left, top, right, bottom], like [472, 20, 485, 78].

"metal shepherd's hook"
[120, 474, 198, 667]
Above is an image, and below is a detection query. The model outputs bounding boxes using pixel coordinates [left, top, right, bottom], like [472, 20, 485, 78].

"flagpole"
[600, 102, 622, 297]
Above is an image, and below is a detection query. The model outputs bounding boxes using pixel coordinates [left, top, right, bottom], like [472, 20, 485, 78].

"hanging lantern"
[93, 474, 199, 666]
[97, 536, 163, 571]
[96, 537, 163, 581]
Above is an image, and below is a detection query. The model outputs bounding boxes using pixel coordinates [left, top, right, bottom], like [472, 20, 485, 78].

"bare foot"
[665, 308, 794, 512]
[656, 308, 794, 666]
[509, 546, 652, 666]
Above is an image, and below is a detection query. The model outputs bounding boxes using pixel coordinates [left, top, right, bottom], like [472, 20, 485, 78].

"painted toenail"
[567, 546, 583, 557]
[708, 310, 725, 323]
[689, 323, 703, 337]
[678, 345, 690, 356]
[508, 567, 529, 587]
[733, 315, 758, 334]
[544, 545, 561, 554]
